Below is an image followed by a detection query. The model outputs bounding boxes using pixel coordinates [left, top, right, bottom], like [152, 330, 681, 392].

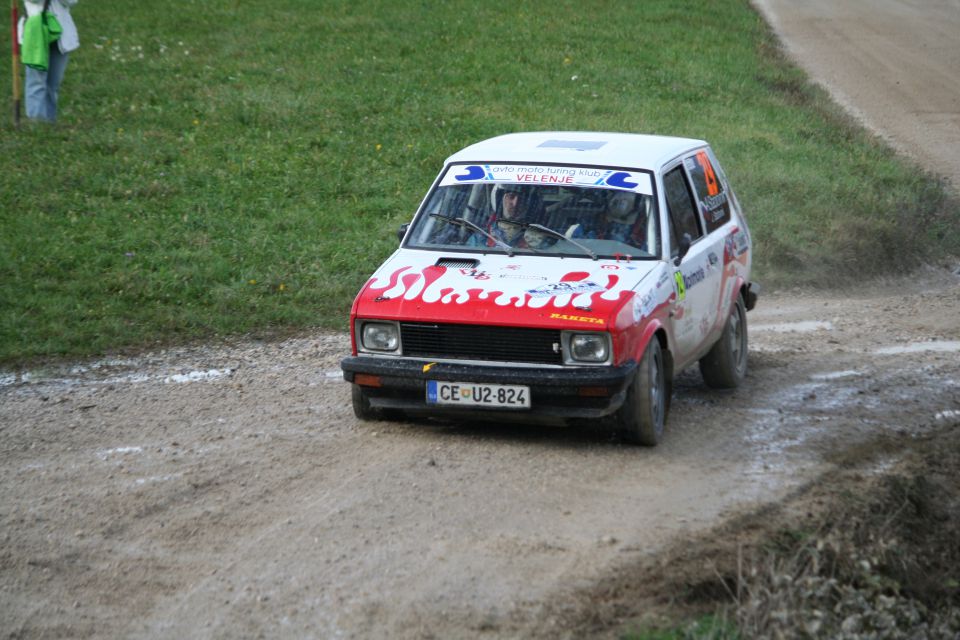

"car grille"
[400, 322, 562, 365]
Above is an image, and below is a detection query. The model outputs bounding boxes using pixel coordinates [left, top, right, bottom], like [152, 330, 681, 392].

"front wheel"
[351, 384, 381, 420]
[615, 338, 668, 446]
[699, 293, 748, 389]
[351, 385, 403, 421]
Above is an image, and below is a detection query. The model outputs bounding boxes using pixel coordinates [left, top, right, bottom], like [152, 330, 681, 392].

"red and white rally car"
[341, 132, 758, 445]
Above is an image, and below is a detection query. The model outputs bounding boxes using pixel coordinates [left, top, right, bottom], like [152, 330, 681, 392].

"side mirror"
[673, 233, 692, 266]
[397, 223, 410, 244]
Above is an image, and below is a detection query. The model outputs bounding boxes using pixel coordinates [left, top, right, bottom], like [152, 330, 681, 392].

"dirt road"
[1, 272, 958, 638]
[753, 0, 960, 191]
[3, 2, 960, 638]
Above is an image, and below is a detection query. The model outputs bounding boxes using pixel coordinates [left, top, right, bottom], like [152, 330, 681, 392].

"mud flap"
[745, 281, 760, 311]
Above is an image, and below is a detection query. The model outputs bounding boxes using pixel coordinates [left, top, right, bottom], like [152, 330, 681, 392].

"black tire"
[615, 338, 667, 446]
[699, 293, 748, 389]
[352, 384, 377, 420]
[351, 385, 405, 422]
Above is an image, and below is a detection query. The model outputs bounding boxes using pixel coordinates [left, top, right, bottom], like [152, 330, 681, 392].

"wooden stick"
[11, 0, 22, 126]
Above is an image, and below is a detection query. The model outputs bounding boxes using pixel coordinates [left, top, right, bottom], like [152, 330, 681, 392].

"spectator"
[20, 0, 80, 122]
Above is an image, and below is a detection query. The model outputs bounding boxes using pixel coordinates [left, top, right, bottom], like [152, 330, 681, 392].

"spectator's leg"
[44, 46, 70, 122]
[24, 64, 49, 121]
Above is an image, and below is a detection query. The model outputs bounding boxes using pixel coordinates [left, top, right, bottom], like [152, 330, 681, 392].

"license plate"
[426, 381, 530, 409]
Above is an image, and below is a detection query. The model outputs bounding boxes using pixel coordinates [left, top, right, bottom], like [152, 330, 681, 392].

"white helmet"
[606, 191, 639, 225]
[491, 183, 533, 219]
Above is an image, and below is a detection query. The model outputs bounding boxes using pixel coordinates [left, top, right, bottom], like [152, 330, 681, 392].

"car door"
[661, 157, 724, 365]
[684, 148, 738, 338]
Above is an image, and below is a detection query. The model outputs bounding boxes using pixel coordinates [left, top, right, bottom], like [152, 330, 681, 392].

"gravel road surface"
[2, 275, 958, 638]
[754, 0, 960, 190]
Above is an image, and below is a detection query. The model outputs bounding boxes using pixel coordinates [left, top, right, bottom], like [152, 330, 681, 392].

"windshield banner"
[441, 164, 654, 195]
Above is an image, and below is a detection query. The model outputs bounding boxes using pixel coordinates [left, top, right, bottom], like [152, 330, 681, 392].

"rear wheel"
[699, 293, 748, 389]
[615, 338, 667, 446]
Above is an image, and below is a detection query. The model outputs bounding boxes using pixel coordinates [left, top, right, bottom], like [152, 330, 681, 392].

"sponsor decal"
[702, 191, 729, 215]
[594, 171, 640, 190]
[657, 270, 671, 289]
[725, 229, 749, 261]
[499, 273, 548, 281]
[454, 165, 494, 182]
[527, 281, 605, 298]
[549, 313, 604, 325]
[516, 172, 576, 185]
[674, 271, 686, 301]
[695, 151, 720, 196]
[733, 230, 749, 256]
[683, 266, 706, 289]
[687, 151, 727, 222]
[459, 269, 491, 280]
[441, 164, 653, 194]
[633, 291, 656, 322]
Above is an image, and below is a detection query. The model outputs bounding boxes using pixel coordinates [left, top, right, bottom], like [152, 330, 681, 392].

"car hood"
[353, 249, 663, 331]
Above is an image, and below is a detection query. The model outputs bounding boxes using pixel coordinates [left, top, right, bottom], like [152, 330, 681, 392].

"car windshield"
[405, 163, 660, 259]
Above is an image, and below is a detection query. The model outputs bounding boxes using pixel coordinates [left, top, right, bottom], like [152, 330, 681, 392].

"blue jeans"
[25, 44, 70, 122]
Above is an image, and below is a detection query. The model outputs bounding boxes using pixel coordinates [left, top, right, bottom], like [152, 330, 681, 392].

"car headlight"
[563, 332, 611, 364]
[359, 321, 400, 353]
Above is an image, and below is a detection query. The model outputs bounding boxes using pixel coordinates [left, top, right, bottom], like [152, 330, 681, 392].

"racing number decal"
[674, 271, 686, 301]
[695, 151, 720, 197]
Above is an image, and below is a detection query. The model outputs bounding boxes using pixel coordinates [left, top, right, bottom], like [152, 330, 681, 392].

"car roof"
[444, 131, 708, 170]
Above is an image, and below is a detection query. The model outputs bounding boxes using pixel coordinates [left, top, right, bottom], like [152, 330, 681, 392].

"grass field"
[1, 0, 958, 364]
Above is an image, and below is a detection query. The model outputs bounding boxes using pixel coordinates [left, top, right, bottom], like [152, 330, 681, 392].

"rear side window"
[663, 166, 701, 257]
[684, 149, 731, 233]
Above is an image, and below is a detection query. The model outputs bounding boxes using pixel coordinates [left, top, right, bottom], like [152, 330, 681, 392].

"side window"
[684, 149, 731, 233]
[663, 166, 702, 258]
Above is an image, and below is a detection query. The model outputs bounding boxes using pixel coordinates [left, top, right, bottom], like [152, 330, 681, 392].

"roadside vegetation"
[1, 0, 957, 364]
[557, 424, 960, 640]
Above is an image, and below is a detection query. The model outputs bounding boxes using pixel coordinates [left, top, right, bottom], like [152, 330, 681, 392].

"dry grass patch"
[532, 424, 960, 639]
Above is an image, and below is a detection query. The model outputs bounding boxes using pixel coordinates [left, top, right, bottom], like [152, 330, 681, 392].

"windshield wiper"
[429, 213, 515, 256]
[525, 223, 598, 260]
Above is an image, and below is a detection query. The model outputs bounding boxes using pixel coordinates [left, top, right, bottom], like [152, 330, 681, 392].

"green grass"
[1, 0, 958, 364]
[621, 614, 740, 639]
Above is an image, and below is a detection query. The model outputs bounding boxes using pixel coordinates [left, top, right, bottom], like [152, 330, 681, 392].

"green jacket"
[21, 12, 63, 71]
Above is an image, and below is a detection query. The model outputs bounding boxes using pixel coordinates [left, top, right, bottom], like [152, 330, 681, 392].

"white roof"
[444, 131, 708, 170]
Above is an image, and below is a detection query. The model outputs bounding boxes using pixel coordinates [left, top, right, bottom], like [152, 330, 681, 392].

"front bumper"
[341, 356, 638, 421]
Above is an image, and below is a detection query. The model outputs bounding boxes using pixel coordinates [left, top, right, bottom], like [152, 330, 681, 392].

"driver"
[469, 184, 538, 247]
